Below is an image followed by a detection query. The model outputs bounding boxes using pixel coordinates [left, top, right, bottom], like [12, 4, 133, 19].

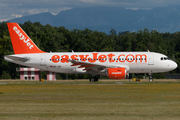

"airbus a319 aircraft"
[4, 23, 178, 82]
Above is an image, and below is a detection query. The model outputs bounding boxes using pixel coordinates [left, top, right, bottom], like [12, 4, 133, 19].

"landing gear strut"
[89, 77, 98, 82]
[149, 73, 153, 82]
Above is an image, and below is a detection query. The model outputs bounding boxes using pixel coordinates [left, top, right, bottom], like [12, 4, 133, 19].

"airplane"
[4, 23, 178, 82]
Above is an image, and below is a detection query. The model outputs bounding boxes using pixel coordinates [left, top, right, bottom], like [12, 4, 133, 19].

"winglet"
[7, 23, 46, 54]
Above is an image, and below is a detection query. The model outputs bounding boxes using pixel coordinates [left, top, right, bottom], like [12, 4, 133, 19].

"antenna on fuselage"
[72, 50, 74, 53]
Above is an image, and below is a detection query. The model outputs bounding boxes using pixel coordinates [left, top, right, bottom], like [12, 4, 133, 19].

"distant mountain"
[9, 6, 180, 33]
[9, 12, 55, 25]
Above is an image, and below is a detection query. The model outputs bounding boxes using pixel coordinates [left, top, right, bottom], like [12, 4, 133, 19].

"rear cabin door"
[40, 55, 46, 66]
[148, 54, 154, 65]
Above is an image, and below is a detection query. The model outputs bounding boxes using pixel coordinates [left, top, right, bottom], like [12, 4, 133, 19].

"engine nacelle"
[107, 68, 127, 79]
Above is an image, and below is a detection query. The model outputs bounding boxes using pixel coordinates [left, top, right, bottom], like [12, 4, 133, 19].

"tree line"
[0, 21, 179, 79]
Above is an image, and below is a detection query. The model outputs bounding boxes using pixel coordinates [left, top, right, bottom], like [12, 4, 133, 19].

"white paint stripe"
[49, 72, 52, 81]
[24, 68, 28, 71]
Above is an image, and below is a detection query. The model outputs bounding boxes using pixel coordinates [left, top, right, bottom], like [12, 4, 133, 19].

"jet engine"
[106, 68, 127, 79]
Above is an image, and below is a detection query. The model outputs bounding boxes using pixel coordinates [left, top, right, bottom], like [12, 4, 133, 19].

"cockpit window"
[160, 57, 169, 60]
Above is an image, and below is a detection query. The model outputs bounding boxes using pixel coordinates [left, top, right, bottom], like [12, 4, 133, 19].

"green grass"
[0, 80, 180, 120]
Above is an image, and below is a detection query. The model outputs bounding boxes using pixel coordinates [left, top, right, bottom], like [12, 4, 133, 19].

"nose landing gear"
[149, 73, 153, 82]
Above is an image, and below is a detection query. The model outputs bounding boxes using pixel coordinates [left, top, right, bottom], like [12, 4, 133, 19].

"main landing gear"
[149, 73, 153, 82]
[89, 77, 98, 82]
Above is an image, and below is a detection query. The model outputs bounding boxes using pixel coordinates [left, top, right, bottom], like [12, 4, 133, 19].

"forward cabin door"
[148, 54, 154, 65]
[40, 55, 46, 66]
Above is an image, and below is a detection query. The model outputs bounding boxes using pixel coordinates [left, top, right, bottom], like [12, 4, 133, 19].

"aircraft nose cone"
[173, 62, 178, 69]
[170, 61, 178, 70]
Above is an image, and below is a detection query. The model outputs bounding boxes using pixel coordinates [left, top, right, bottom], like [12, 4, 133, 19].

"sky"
[1, 0, 180, 22]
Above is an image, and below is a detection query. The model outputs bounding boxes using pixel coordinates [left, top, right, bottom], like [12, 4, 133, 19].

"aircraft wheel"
[89, 77, 98, 82]
[89, 77, 95, 82]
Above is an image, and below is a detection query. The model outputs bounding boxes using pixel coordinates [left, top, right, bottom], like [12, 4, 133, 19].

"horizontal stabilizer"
[4, 55, 29, 62]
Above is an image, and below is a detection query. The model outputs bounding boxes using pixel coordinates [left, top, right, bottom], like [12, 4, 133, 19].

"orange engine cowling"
[107, 68, 127, 79]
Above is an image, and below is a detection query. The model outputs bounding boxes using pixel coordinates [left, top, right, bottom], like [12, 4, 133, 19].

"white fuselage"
[4, 52, 177, 74]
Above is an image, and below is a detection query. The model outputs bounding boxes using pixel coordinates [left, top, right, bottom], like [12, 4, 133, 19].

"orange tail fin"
[7, 23, 45, 54]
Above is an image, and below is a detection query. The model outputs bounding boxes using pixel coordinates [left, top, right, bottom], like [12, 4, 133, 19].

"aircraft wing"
[69, 59, 130, 72]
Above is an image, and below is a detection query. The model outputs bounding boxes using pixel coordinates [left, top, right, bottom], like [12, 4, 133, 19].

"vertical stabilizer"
[7, 23, 45, 54]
